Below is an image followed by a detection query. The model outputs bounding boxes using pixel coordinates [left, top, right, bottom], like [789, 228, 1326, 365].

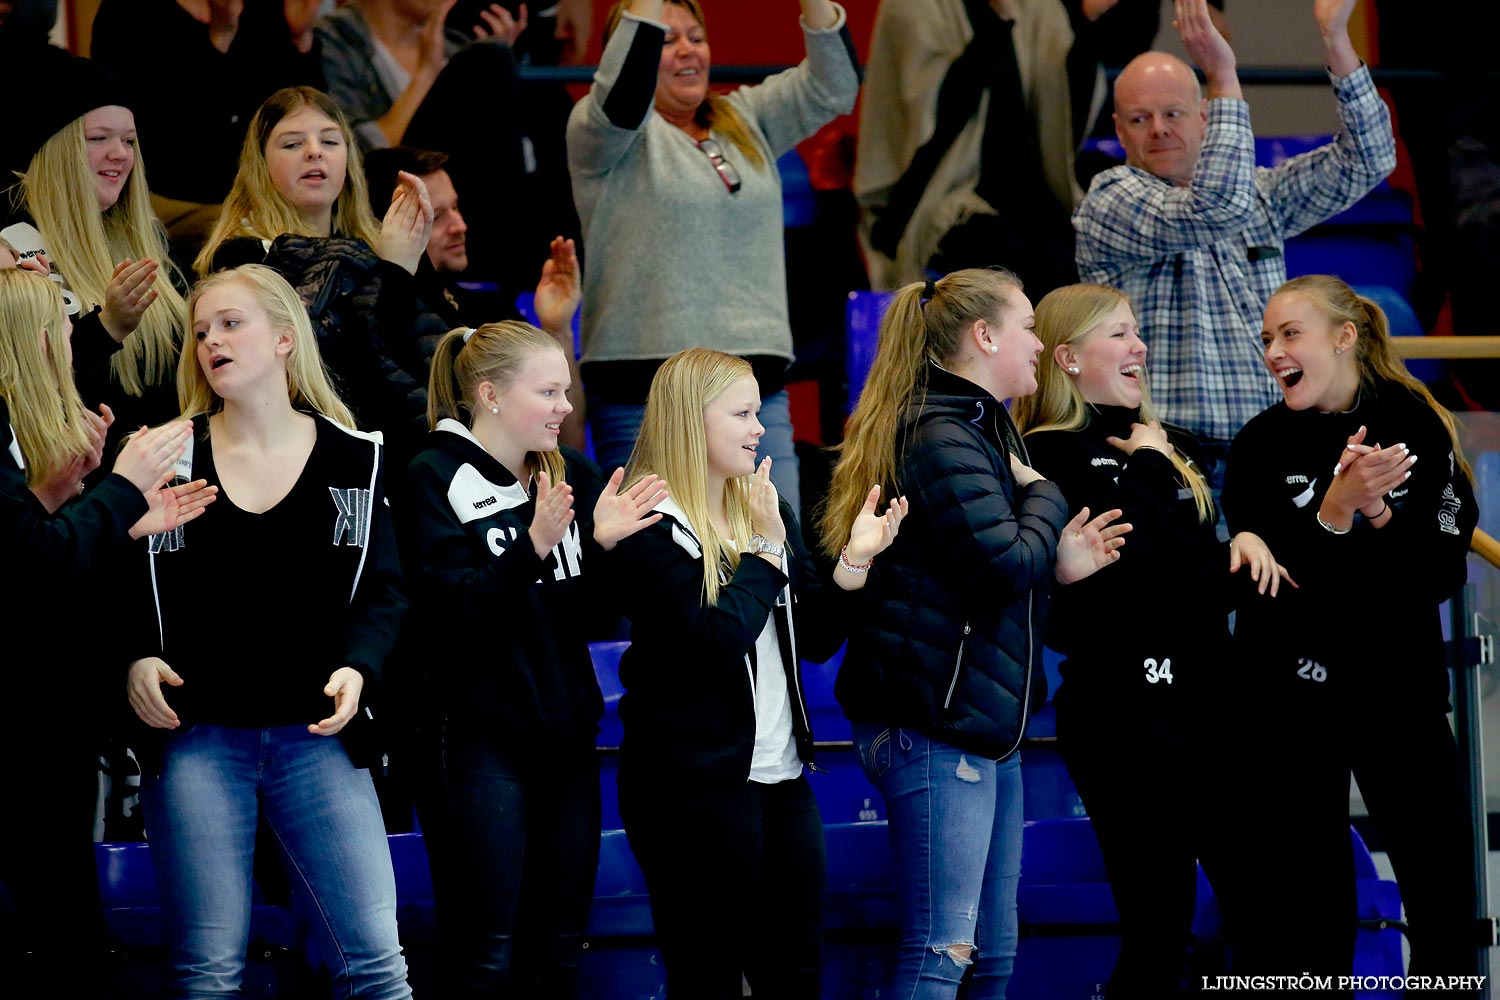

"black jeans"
[417, 724, 600, 999]
[620, 771, 827, 1000]
[1234, 659, 1480, 998]
[1056, 683, 1243, 999]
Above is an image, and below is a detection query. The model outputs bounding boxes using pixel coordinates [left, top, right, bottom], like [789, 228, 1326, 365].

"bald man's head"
[1113, 52, 1208, 187]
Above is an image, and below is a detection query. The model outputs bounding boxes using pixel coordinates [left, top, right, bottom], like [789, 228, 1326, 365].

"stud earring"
[1334, 347, 1345, 355]
[491, 407, 500, 414]
[987, 344, 999, 354]
[1067, 366, 1080, 375]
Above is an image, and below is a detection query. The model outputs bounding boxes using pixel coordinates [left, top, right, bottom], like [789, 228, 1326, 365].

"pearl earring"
[987, 344, 998, 354]
[1067, 366, 1080, 375]
[491, 407, 500, 414]
[1334, 347, 1345, 355]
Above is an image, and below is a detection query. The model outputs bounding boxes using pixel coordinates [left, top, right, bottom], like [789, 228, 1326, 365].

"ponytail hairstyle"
[195, 87, 382, 277]
[428, 321, 569, 487]
[602, 0, 767, 171]
[21, 116, 188, 398]
[1275, 274, 1472, 481]
[0, 269, 92, 485]
[626, 348, 756, 606]
[180, 264, 356, 428]
[818, 267, 1023, 558]
[1015, 283, 1213, 523]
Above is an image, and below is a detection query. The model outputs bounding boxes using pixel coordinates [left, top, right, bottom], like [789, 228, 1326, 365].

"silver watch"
[747, 534, 785, 559]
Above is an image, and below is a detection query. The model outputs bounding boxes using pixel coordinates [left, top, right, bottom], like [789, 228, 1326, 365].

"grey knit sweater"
[567, 6, 859, 370]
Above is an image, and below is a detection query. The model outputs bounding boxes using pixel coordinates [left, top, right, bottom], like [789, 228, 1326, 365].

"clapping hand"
[749, 457, 787, 549]
[844, 484, 908, 565]
[1322, 424, 1414, 524]
[534, 236, 581, 335]
[531, 470, 575, 558]
[1054, 507, 1131, 584]
[376, 171, 435, 275]
[474, 2, 528, 45]
[130, 478, 220, 540]
[100, 258, 161, 341]
[593, 468, 667, 550]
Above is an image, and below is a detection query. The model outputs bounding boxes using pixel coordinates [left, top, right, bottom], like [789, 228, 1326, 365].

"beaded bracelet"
[839, 546, 874, 574]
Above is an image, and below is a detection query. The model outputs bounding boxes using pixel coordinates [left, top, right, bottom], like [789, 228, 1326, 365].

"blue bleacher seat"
[846, 290, 894, 411]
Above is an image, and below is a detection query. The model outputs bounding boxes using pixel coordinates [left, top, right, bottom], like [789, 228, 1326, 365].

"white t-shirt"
[747, 551, 803, 784]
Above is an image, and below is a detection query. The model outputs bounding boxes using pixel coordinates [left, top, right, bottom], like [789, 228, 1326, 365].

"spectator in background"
[317, 0, 530, 285]
[195, 86, 440, 460]
[1376, 0, 1500, 408]
[91, 0, 326, 268]
[568, 0, 860, 518]
[1071, 0, 1394, 483]
[0, 44, 189, 452]
[365, 144, 588, 447]
[855, 0, 1108, 297]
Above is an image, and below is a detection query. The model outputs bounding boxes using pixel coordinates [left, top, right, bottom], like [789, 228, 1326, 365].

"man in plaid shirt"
[1073, 0, 1395, 460]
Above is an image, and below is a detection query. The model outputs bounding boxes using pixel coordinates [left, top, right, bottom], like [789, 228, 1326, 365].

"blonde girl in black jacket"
[606, 347, 905, 999]
[0, 269, 204, 985]
[819, 268, 1127, 1000]
[396, 320, 667, 997]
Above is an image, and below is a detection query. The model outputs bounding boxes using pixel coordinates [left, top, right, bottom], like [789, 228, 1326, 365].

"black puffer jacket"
[837, 363, 1070, 759]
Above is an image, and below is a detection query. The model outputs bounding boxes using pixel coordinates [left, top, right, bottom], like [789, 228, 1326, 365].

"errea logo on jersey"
[1286, 474, 1309, 484]
[1091, 457, 1119, 467]
[473, 495, 498, 510]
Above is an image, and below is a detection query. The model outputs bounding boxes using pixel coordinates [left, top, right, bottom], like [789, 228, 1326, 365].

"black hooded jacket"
[395, 424, 609, 750]
[837, 363, 1070, 759]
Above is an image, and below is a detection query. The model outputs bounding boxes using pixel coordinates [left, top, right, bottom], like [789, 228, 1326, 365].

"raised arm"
[734, 1, 858, 158]
[566, 1, 667, 179]
[1315, 0, 1362, 79]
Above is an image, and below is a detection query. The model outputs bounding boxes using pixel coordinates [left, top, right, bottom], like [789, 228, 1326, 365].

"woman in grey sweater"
[567, 0, 858, 517]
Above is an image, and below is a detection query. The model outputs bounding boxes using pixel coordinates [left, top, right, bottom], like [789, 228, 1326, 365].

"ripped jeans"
[853, 724, 1023, 1000]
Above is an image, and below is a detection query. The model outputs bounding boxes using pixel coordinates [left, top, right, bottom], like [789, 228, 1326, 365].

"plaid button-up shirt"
[1073, 67, 1396, 444]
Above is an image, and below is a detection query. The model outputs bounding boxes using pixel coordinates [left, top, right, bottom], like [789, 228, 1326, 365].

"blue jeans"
[853, 724, 1024, 1000]
[142, 724, 410, 999]
[589, 389, 801, 515]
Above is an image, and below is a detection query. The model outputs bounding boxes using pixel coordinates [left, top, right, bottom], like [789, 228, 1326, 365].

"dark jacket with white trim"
[395, 422, 608, 749]
[606, 494, 852, 786]
[132, 414, 405, 764]
[837, 362, 1070, 760]
[1224, 379, 1476, 710]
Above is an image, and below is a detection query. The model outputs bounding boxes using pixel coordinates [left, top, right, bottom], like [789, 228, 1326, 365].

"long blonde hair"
[0, 270, 92, 485]
[1277, 274, 1473, 482]
[427, 321, 568, 487]
[627, 348, 756, 605]
[181, 265, 355, 428]
[1014, 284, 1214, 523]
[195, 87, 382, 277]
[602, 0, 767, 171]
[21, 117, 187, 398]
[818, 268, 1021, 558]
